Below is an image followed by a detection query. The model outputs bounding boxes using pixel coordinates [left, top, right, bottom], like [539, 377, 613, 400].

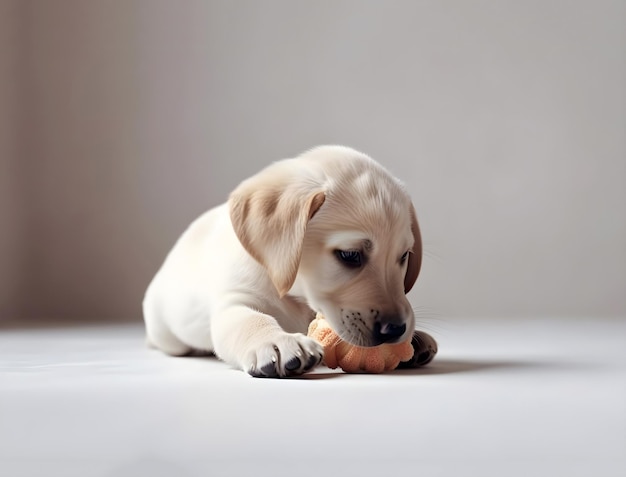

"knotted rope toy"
[307, 313, 415, 373]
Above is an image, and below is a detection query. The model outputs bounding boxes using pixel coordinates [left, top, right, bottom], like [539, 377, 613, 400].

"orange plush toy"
[307, 313, 414, 373]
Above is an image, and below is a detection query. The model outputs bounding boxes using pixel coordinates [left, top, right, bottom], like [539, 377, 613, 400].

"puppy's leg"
[146, 323, 192, 356]
[212, 305, 323, 378]
[143, 303, 192, 356]
[396, 330, 438, 369]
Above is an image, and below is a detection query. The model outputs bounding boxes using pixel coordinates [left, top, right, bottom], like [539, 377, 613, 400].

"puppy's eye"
[335, 250, 362, 268]
[400, 251, 409, 264]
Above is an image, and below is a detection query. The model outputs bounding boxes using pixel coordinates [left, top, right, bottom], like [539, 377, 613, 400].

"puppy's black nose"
[373, 322, 407, 343]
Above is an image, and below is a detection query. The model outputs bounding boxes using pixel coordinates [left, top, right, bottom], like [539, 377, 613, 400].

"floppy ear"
[229, 163, 325, 297]
[404, 202, 422, 293]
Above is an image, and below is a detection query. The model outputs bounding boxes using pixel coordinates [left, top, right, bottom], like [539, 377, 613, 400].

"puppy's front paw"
[396, 330, 438, 369]
[245, 333, 323, 378]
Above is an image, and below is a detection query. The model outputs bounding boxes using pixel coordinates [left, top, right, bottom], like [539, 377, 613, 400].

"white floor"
[1, 316, 625, 477]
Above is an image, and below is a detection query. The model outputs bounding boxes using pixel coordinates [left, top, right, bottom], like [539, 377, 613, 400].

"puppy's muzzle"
[338, 308, 412, 346]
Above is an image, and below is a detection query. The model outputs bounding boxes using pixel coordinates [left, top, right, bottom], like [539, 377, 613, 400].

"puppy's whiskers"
[337, 313, 372, 347]
[412, 305, 449, 334]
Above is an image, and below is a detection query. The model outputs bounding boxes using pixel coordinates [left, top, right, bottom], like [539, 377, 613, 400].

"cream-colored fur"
[143, 146, 424, 377]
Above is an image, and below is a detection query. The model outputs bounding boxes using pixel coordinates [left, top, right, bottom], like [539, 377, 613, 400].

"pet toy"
[307, 313, 414, 373]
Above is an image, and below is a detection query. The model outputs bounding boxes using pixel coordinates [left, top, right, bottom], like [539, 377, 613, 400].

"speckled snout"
[339, 308, 412, 346]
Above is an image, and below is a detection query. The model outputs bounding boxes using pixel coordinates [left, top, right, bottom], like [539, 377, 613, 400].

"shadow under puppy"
[143, 146, 438, 377]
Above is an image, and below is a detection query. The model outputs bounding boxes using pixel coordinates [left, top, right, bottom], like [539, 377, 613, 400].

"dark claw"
[259, 361, 279, 377]
[303, 353, 320, 371]
[284, 356, 301, 371]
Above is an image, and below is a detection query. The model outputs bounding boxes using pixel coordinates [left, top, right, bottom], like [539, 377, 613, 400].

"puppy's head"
[229, 146, 422, 347]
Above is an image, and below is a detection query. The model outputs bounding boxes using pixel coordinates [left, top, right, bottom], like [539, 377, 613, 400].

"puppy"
[143, 146, 437, 377]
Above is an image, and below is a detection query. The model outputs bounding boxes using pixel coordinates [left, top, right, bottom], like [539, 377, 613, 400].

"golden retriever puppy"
[143, 146, 437, 377]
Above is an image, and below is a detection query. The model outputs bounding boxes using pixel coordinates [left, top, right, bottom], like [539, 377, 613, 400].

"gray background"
[1, 0, 624, 322]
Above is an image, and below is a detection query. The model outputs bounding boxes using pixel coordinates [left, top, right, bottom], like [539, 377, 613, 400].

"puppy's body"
[143, 146, 435, 377]
[144, 203, 314, 355]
